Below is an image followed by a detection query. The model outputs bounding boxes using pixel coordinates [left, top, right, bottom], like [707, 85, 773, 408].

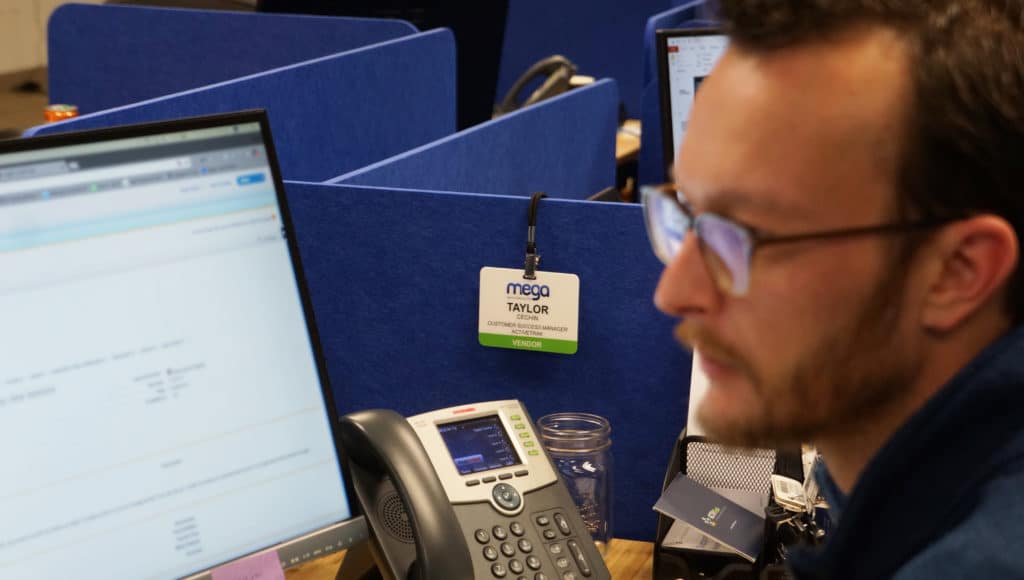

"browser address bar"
[0, 157, 193, 197]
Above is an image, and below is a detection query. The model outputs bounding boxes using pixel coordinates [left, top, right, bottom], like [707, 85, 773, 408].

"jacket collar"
[789, 325, 1024, 579]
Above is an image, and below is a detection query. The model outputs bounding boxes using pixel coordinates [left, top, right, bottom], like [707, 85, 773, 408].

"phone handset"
[338, 409, 474, 580]
[494, 55, 579, 117]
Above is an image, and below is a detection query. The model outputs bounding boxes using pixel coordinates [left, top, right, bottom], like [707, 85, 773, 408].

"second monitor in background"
[656, 28, 729, 182]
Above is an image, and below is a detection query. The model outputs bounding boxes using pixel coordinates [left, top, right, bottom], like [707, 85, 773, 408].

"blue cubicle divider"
[329, 80, 619, 200]
[48, 3, 417, 115]
[284, 181, 693, 541]
[25, 31, 457, 183]
[639, 2, 718, 184]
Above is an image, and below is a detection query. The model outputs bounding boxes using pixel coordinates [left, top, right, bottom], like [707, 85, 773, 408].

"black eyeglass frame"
[642, 184, 964, 294]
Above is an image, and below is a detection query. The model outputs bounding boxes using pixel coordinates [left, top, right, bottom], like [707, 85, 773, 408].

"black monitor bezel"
[655, 27, 726, 183]
[0, 110, 363, 576]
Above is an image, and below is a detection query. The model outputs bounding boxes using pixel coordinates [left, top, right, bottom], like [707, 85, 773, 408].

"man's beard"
[677, 258, 922, 448]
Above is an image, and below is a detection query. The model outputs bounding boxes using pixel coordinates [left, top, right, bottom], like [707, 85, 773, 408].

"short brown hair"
[718, 0, 1024, 321]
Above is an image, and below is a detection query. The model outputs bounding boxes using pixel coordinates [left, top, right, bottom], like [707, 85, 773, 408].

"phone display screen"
[438, 415, 522, 475]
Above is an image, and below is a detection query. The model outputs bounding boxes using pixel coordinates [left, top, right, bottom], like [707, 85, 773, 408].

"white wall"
[0, 0, 104, 76]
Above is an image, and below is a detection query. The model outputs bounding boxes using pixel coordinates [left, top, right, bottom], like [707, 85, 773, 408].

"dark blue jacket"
[788, 326, 1024, 579]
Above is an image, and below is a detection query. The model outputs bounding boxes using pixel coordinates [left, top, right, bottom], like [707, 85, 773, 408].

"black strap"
[524, 192, 547, 279]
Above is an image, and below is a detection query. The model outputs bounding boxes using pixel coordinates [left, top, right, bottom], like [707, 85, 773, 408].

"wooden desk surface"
[286, 538, 654, 580]
[616, 119, 642, 165]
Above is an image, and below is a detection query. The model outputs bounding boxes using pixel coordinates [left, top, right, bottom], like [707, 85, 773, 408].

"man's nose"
[653, 232, 722, 317]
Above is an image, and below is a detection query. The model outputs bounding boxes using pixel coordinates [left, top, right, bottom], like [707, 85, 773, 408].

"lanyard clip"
[524, 192, 547, 280]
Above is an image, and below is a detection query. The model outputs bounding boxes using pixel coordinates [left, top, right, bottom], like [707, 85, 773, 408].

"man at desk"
[644, 1, 1024, 578]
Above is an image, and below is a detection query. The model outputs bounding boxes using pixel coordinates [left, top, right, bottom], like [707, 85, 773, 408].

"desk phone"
[338, 400, 610, 580]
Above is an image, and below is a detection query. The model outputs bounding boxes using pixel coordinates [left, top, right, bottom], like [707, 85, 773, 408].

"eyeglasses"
[641, 184, 958, 296]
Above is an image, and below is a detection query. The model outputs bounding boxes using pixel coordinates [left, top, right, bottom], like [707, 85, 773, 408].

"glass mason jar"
[537, 412, 613, 554]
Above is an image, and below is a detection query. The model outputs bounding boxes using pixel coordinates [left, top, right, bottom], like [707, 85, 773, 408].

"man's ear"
[921, 215, 1019, 332]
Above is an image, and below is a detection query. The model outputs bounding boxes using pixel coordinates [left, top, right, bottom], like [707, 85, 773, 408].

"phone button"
[499, 473, 514, 480]
[483, 476, 498, 483]
[548, 542, 564, 555]
[492, 562, 508, 578]
[492, 483, 522, 511]
[510, 521, 525, 536]
[566, 540, 592, 577]
[518, 539, 533, 553]
[535, 574, 549, 580]
[553, 513, 572, 536]
[500, 542, 515, 557]
[543, 529, 557, 540]
[483, 546, 499, 561]
[509, 559, 525, 574]
[467, 479, 481, 487]
[515, 470, 529, 477]
[475, 529, 491, 544]
[536, 515, 551, 526]
[493, 526, 508, 540]
[526, 555, 542, 570]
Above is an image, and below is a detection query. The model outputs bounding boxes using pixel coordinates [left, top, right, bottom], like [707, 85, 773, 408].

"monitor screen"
[0, 113, 357, 579]
[657, 29, 729, 180]
[438, 415, 521, 475]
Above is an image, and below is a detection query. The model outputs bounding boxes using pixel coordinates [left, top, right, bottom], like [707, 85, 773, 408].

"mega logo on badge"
[506, 282, 551, 301]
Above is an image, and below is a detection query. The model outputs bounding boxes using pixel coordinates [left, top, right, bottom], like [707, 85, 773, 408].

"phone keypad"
[477, 519, 548, 578]
[476, 508, 595, 579]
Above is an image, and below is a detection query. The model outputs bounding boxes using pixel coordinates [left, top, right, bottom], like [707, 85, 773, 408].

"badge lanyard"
[478, 193, 581, 355]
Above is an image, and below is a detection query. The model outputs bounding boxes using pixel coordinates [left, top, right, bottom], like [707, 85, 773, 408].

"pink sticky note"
[211, 550, 286, 580]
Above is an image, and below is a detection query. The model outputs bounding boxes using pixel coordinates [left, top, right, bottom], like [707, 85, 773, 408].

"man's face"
[656, 27, 925, 447]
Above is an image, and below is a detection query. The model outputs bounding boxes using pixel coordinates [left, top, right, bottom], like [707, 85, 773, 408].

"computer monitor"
[656, 28, 729, 181]
[0, 111, 365, 579]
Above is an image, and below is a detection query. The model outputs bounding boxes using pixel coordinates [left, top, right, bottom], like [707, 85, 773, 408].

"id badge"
[478, 266, 580, 354]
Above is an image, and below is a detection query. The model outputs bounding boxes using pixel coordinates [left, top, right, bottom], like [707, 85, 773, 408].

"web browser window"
[0, 120, 350, 580]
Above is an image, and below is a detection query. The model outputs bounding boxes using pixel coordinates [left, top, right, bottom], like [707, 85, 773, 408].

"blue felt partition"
[639, 2, 718, 184]
[24, 31, 457, 183]
[284, 181, 693, 541]
[329, 80, 619, 200]
[48, 3, 417, 115]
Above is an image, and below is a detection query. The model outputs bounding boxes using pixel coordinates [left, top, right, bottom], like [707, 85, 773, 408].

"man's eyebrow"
[679, 185, 810, 220]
